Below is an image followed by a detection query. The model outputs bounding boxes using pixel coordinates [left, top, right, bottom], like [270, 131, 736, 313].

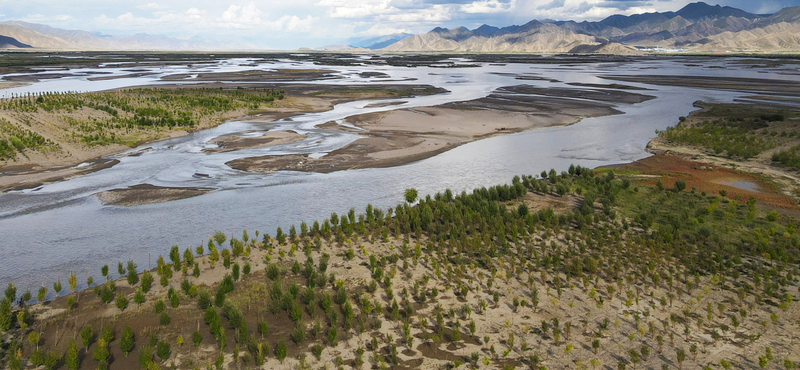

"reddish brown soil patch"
[610, 153, 798, 210]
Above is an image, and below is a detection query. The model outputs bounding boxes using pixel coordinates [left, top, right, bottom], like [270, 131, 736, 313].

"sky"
[1, 0, 799, 49]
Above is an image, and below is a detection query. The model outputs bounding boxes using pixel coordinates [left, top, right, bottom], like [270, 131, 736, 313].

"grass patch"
[657, 103, 800, 160]
[0, 118, 58, 160]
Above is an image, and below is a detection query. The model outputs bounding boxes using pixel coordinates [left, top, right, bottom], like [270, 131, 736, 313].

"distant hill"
[385, 2, 800, 53]
[0, 21, 232, 50]
[348, 33, 414, 49]
[0, 35, 31, 48]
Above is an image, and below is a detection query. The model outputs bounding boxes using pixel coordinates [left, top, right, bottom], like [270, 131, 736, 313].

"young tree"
[677, 347, 687, 370]
[80, 325, 94, 352]
[68, 272, 77, 293]
[405, 188, 418, 204]
[120, 325, 135, 356]
[53, 279, 62, 297]
[0, 298, 11, 331]
[275, 339, 287, 362]
[37, 286, 47, 303]
[64, 340, 80, 370]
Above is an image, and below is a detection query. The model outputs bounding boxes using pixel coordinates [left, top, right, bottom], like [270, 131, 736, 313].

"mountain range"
[1, 3, 800, 52]
[385, 2, 800, 53]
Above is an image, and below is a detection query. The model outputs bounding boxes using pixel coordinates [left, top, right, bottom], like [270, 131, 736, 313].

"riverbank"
[3, 162, 798, 370]
[0, 83, 446, 193]
[601, 100, 800, 214]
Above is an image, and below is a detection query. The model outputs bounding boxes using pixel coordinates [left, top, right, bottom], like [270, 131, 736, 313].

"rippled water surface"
[1, 56, 797, 293]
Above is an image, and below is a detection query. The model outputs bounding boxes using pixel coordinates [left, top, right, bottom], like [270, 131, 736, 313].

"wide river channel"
[1, 55, 798, 295]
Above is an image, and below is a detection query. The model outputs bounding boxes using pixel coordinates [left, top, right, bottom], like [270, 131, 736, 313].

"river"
[1, 55, 797, 296]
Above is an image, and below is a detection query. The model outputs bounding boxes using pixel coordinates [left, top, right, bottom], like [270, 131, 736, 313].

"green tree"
[275, 339, 288, 362]
[141, 271, 153, 293]
[405, 188, 418, 204]
[80, 325, 94, 351]
[53, 279, 62, 297]
[93, 339, 109, 363]
[120, 325, 135, 356]
[0, 298, 11, 331]
[677, 347, 687, 370]
[65, 340, 80, 370]
[156, 339, 171, 361]
[37, 286, 47, 303]
[134, 289, 146, 306]
[126, 260, 139, 285]
[68, 271, 77, 293]
[116, 294, 129, 311]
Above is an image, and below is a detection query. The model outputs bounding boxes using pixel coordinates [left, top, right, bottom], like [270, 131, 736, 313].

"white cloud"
[317, 0, 397, 19]
[359, 23, 411, 36]
[185, 8, 205, 20]
[267, 15, 318, 32]
[218, 3, 265, 29]
[137, 3, 168, 10]
[461, 0, 516, 14]
[381, 5, 453, 23]
[22, 13, 74, 23]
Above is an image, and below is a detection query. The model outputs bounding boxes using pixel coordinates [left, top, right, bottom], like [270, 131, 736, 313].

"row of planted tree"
[0, 87, 285, 158]
[1, 164, 799, 369]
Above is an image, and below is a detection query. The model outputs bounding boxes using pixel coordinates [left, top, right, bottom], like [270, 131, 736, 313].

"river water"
[1, 55, 797, 296]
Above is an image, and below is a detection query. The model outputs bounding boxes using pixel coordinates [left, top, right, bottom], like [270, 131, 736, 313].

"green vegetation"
[658, 113, 782, 159]
[1, 163, 799, 369]
[0, 87, 284, 154]
[772, 144, 800, 171]
[0, 118, 56, 160]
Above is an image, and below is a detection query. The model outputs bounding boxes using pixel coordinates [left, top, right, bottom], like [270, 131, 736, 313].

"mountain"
[0, 21, 233, 50]
[386, 2, 800, 53]
[0, 35, 31, 48]
[348, 33, 413, 49]
[385, 22, 598, 52]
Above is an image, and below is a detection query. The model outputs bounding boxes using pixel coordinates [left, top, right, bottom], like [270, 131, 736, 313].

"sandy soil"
[16, 185, 800, 370]
[227, 87, 633, 174]
[602, 75, 800, 96]
[0, 158, 119, 192]
[86, 72, 159, 81]
[95, 184, 214, 207]
[0, 81, 30, 90]
[160, 69, 341, 82]
[202, 130, 307, 154]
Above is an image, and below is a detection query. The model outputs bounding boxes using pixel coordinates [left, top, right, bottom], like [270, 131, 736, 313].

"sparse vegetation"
[1, 162, 799, 369]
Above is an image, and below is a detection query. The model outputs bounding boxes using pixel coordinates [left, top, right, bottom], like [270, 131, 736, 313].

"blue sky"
[1, 0, 799, 49]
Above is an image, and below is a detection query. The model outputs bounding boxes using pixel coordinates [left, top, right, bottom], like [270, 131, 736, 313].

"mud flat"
[203, 130, 307, 153]
[160, 69, 341, 82]
[601, 75, 800, 96]
[95, 184, 213, 206]
[228, 85, 652, 174]
[0, 158, 119, 193]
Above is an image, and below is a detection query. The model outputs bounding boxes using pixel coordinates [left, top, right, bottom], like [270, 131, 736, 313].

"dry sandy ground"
[227, 88, 633, 174]
[0, 106, 248, 193]
[94, 184, 214, 207]
[22, 188, 800, 370]
[203, 130, 307, 154]
[228, 106, 580, 174]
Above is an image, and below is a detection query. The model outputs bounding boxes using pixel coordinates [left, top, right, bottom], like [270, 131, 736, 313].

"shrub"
[156, 339, 171, 361]
[275, 339, 287, 362]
